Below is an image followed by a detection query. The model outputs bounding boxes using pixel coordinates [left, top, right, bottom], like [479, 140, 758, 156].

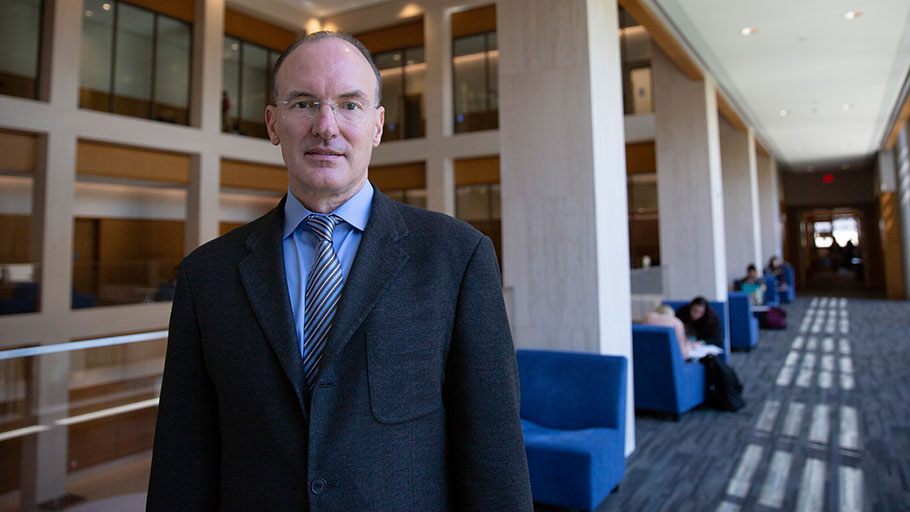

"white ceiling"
[651, 0, 910, 171]
[247, 0, 910, 171]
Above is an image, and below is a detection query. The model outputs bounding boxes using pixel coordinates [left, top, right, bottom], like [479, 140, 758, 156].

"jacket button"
[310, 478, 327, 495]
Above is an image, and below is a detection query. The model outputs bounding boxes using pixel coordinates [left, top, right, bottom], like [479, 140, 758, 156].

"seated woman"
[734, 263, 766, 305]
[643, 305, 693, 359]
[675, 296, 723, 348]
[764, 256, 791, 291]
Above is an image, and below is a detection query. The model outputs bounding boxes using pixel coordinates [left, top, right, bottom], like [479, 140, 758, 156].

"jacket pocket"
[366, 329, 444, 424]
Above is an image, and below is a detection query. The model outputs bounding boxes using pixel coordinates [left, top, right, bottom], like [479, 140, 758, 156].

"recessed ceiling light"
[230, 43, 239, 51]
[842, 103, 852, 110]
[84, 9, 93, 17]
[102, 2, 112, 10]
[843, 10, 862, 20]
[740, 27, 758, 36]
[779, 109, 789, 117]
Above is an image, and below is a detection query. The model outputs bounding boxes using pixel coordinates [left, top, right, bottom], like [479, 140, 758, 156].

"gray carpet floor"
[536, 296, 910, 512]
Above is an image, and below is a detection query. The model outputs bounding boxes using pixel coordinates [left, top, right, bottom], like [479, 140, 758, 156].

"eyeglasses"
[276, 97, 378, 123]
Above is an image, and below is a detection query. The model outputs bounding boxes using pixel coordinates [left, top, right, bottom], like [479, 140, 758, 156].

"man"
[147, 32, 532, 511]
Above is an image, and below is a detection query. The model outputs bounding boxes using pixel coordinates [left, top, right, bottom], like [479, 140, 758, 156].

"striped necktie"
[303, 214, 344, 388]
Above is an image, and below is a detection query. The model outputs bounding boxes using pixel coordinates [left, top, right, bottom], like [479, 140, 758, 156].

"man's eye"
[342, 101, 362, 111]
[292, 100, 313, 109]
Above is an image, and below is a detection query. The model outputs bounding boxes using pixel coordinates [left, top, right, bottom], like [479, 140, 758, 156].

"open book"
[688, 343, 724, 360]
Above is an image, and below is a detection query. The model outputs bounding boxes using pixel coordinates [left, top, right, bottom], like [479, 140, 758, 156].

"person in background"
[675, 296, 723, 347]
[643, 304, 693, 359]
[765, 255, 791, 291]
[735, 263, 766, 305]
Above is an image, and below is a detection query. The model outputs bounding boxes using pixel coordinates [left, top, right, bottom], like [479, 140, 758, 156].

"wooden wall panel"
[625, 142, 656, 174]
[356, 20, 424, 54]
[454, 156, 499, 186]
[125, 0, 194, 22]
[0, 215, 31, 265]
[0, 130, 37, 172]
[369, 162, 426, 191]
[221, 159, 287, 192]
[879, 191, 905, 299]
[225, 8, 298, 52]
[452, 5, 496, 38]
[77, 141, 190, 184]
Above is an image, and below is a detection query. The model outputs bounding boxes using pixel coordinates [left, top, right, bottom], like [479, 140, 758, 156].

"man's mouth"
[306, 147, 344, 157]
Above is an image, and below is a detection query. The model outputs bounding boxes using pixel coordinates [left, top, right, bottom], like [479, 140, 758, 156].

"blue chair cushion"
[522, 419, 625, 511]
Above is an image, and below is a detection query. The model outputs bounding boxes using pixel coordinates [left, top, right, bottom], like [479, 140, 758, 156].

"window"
[0, 0, 43, 100]
[375, 47, 426, 140]
[222, 37, 279, 138]
[619, 7, 653, 115]
[79, 0, 192, 124]
[452, 31, 498, 133]
[454, 156, 501, 269]
[0, 130, 40, 315]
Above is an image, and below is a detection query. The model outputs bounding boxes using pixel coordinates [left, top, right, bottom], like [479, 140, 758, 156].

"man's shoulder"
[385, 198, 484, 245]
[183, 207, 277, 266]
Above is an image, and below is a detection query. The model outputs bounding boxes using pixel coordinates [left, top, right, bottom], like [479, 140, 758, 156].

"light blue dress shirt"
[282, 182, 373, 357]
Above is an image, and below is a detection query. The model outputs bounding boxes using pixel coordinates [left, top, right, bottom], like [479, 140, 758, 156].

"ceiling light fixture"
[740, 27, 758, 36]
[84, 9, 93, 17]
[842, 103, 852, 110]
[843, 10, 862, 20]
[779, 109, 789, 117]
[102, 3, 112, 11]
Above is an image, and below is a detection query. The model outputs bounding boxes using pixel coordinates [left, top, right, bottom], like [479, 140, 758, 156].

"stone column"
[652, 47, 727, 301]
[757, 152, 782, 263]
[720, 120, 762, 284]
[185, 0, 226, 251]
[423, 3, 455, 215]
[499, 0, 634, 453]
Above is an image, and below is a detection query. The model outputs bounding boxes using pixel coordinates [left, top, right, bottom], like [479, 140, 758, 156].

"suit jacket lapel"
[317, 191, 409, 375]
[238, 197, 308, 414]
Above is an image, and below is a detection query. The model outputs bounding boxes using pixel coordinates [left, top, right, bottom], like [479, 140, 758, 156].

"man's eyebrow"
[282, 90, 370, 102]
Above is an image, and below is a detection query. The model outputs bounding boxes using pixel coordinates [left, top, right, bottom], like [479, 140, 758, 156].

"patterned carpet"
[536, 296, 910, 512]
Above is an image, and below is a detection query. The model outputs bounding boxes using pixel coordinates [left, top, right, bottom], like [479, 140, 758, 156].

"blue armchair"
[762, 275, 780, 307]
[517, 349, 627, 511]
[631, 324, 705, 419]
[663, 299, 730, 362]
[727, 291, 759, 351]
[779, 266, 795, 303]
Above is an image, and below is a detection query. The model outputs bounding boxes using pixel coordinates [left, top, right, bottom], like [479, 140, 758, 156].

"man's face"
[266, 38, 384, 210]
[690, 304, 705, 321]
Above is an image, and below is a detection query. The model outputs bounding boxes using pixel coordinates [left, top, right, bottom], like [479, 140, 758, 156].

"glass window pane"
[376, 51, 402, 141]
[486, 37, 498, 128]
[240, 43, 269, 138]
[403, 47, 425, 138]
[0, 129, 40, 315]
[153, 16, 190, 125]
[113, 3, 154, 118]
[222, 37, 240, 133]
[453, 34, 490, 133]
[629, 67, 652, 114]
[80, 0, 115, 111]
[0, 0, 42, 99]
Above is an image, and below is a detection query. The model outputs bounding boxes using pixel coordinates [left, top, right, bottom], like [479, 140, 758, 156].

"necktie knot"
[304, 214, 340, 243]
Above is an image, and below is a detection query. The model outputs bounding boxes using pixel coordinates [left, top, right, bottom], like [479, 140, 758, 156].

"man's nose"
[310, 104, 339, 139]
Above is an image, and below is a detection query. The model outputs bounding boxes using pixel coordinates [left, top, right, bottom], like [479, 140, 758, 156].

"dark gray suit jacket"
[147, 190, 532, 511]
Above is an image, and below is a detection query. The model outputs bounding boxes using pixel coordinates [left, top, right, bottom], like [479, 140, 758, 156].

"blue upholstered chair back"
[781, 266, 796, 302]
[762, 275, 780, 306]
[727, 291, 759, 349]
[517, 349, 627, 431]
[662, 299, 730, 362]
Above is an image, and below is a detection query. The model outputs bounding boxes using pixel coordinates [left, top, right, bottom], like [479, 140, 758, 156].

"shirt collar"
[283, 181, 374, 239]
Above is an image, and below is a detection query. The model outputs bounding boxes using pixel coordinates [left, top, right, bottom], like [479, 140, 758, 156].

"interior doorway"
[798, 208, 875, 297]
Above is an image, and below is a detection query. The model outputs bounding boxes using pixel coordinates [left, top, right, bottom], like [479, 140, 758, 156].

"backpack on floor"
[702, 355, 745, 412]
[761, 306, 787, 329]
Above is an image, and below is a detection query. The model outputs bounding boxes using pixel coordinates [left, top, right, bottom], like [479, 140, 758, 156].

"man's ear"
[372, 106, 384, 147]
[265, 105, 280, 146]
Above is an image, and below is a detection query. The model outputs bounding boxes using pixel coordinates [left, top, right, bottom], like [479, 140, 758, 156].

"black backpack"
[702, 355, 745, 411]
